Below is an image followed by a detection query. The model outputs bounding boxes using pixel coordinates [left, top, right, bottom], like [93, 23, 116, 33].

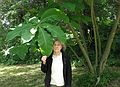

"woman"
[41, 39, 72, 87]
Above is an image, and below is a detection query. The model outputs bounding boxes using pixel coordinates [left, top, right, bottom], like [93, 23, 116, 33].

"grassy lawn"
[0, 64, 85, 87]
[0, 64, 44, 87]
[0, 64, 119, 87]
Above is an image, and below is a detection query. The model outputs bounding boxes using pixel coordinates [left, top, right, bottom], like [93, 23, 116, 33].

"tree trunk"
[99, 4, 120, 74]
[67, 23, 95, 74]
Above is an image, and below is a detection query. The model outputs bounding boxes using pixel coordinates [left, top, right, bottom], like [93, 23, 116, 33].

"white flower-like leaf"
[29, 17, 36, 21]
[30, 28, 37, 34]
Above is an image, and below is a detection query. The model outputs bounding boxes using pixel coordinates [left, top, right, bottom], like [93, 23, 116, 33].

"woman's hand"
[41, 56, 47, 64]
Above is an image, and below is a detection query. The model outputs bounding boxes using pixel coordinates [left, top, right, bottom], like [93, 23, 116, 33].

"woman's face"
[53, 41, 62, 53]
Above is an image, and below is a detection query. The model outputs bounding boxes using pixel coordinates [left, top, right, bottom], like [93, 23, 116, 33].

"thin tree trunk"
[68, 45, 80, 60]
[99, 4, 120, 74]
[67, 23, 94, 74]
[91, 0, 98, 73]
[79, 22, 89, 54]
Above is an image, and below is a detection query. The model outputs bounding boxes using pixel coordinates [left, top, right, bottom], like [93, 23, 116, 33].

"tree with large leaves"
[6, 8, 67, 56]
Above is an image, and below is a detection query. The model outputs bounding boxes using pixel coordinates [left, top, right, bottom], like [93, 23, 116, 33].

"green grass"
[0, 64, 85, 87]
[0, 64, 45, 87]
[0, 64, 120, 87]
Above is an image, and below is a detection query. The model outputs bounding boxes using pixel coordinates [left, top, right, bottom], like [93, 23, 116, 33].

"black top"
[41, 52, 72, 87]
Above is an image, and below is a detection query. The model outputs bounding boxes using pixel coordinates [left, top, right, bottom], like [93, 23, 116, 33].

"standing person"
[41, 39, 72, 87]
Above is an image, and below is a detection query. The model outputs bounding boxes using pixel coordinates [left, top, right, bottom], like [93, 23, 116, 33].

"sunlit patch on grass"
[0, 64, 45, 87]
[0, 64, 40, 75]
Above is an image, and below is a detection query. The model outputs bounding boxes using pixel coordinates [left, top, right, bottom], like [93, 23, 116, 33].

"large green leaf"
[21, 23, 37, 43]
[40, 15, 61, 23]
[38, 27, 53, 56]
[70, 21, 80, 30]
[41, 8, 69, 23]
[6, 23, 37, 43]
[6, 27, 21, 41]
[61, 2, 76, 12]
[9, 45, 28, 59]
[41, 23, 66, 43]
[28, 16, 40, 24]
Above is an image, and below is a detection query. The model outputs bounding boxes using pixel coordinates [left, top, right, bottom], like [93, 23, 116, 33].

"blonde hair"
[53, 38, 66, 52]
